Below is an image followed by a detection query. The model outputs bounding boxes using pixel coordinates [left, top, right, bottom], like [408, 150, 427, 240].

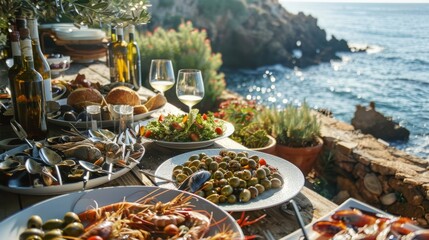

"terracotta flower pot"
[250, 135, 277, 155]
[275, 137, 323, 176]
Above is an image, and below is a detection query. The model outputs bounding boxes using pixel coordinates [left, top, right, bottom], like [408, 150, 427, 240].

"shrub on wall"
[136, 21, 225, 111]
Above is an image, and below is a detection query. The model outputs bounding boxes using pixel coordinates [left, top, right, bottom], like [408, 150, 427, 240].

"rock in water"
[351, 102, 410, 141]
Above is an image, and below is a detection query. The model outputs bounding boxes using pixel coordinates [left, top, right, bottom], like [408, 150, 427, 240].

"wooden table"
[0, 63, 337, 239]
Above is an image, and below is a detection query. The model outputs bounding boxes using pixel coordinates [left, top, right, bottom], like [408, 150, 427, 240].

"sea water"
[225, 2, 429, 158]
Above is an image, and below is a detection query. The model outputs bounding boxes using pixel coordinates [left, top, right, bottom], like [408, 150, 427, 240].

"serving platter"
[0, 144, 144, 195]
[0, 186, 244, 239]
[47, 98, 163, 129]
[137, 119, 235, 149]
[155, 149, 305, 212]
[284, 198, 420, 240]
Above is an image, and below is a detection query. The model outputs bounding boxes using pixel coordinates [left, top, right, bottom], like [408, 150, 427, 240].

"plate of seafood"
[0, 186, 245, 240]
[0, 132, 145, 195]
[135, 111, 235, 149]
[284, 198, 428, 240]
[155, 149, 305, 212]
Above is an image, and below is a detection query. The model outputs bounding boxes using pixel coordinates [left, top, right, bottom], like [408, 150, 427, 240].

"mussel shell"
[60, 105, 74, 115]
[63, 111, 77, 121]
[77, 111, 88, 121]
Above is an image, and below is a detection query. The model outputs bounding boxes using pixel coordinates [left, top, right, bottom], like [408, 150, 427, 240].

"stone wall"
[318, 113, 429, 226]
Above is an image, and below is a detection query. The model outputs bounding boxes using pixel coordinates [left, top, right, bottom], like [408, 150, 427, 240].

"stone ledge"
[317, 113, 429, 225]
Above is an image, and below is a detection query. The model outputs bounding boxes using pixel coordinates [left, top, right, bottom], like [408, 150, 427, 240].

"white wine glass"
[176, 69, 204, 113]
[149, 59, 175, 96]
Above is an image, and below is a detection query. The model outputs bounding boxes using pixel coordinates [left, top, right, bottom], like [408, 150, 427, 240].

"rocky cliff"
[147, 0, 350, 69]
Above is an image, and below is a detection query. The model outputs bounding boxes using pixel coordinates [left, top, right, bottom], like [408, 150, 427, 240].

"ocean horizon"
[224, 2, 429, 158]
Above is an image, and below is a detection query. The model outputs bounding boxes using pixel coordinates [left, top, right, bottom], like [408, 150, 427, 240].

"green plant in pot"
[256, 102, 323, 175]
[215, 99, 275, 152]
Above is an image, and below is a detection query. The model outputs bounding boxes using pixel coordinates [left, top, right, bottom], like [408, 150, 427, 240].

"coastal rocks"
[147, 0, 350, 69]
[351, 102, 410, 141]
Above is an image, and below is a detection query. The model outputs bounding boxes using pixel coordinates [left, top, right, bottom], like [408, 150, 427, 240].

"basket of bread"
[47, 86, 166, 128]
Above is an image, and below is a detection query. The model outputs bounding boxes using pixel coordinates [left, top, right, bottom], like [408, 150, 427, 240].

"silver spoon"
[39, 147, 63, 185]
[78, 160, 115, 175]
[25, 158, 58, 182]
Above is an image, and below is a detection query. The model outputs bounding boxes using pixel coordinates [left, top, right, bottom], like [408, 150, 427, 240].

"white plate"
[283, 198, 401, 240]
[137, 119, 235, 149]
[48, 99, 162, 129]
[54, 27, 106, 41]
[0, 186, 244, 239]
[0, 144, 144, 195]
[155, 149, 305, 212]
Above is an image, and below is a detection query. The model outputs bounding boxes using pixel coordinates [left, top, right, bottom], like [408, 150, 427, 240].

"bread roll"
[133, 105, 148, 115]
[144, 93, 167, 111]
[67, 88, 103, 111]
[105, 86, 141, 106]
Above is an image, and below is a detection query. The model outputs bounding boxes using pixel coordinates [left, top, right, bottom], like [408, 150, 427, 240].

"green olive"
[247, 159, 257, 169]
[228, 160, 241, 171]
[218, 178, 228, 187]
[271, 173, 284, 184]
[204, 157, 213, 165]
[234, 171, 243, 179]
[19, 228, 45, 240]
[236, 152, 246, 158]
[248, 186, 259, 199]
[209, 162, 219, 171]
[63, 222, 84, 237]
[218, 162, 228, 170]
[27, 215, 43, 229]
[42, 219, 64, 231]
[242, 169, 252, 180]
[221, 156, 231, 162]
[213, 170, 224, 180]
[183, 161, 192, 167]
[199, 152, 208, 159]
[63, 212, 80, 225]
[44, 229, 62, 240]
[240, 157, 249, 166]
[229, 177, 240, 188]
[175, 173, 188, 183]
[263, 167, 271, 176]
[255, 184, 265, 194]
[220, 185, 233, 196]
[271, 178, 282, 188]
[24, 236, 43, 240]
[189, 154, 199, 161]
[256, 168, 267, 179]
[219, 149, 228, 157]
[206, 194, 220, 204]
[227, 151, 237, 159]
[239, 189, 251, 202]
[247, 177, 259, 187]
[227, 194, 237, 204]
[202, 181, 214, 191]
[182, 167, 193, 176]
[261, 178, 272, 190]
[172, 169, 182, 178]
[190, 160, 201, 168]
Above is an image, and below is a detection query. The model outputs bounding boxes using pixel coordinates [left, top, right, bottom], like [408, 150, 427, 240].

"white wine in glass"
[176, 69, 204, 113]
[149, 59, 175, 95]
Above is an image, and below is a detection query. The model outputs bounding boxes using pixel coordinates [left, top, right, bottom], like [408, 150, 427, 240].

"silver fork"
[262, 229, 276, 240]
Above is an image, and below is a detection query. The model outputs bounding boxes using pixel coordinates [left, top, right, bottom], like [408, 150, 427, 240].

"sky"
[282, 0, 429, 2]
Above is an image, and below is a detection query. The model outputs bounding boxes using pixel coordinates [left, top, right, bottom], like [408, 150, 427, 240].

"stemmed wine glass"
[149, 59, 175, 96]
[176, 69, 204, 113]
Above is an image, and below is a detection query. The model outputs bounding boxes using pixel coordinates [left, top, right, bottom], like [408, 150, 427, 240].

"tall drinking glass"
[149, 59, 175, 96]
[176, 69, 204, 113]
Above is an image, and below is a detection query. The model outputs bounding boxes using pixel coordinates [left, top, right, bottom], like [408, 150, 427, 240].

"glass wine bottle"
[107, 25, 117, 83]
[14, 28, 47, 140]
[28, 17, 52, 101]
[8, 27, 22, 121]
[127, 24, 141, 89]
[113, 26, 129, 83]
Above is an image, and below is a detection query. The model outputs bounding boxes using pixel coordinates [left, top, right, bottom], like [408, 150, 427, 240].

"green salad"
[140, 109, 225, 142]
